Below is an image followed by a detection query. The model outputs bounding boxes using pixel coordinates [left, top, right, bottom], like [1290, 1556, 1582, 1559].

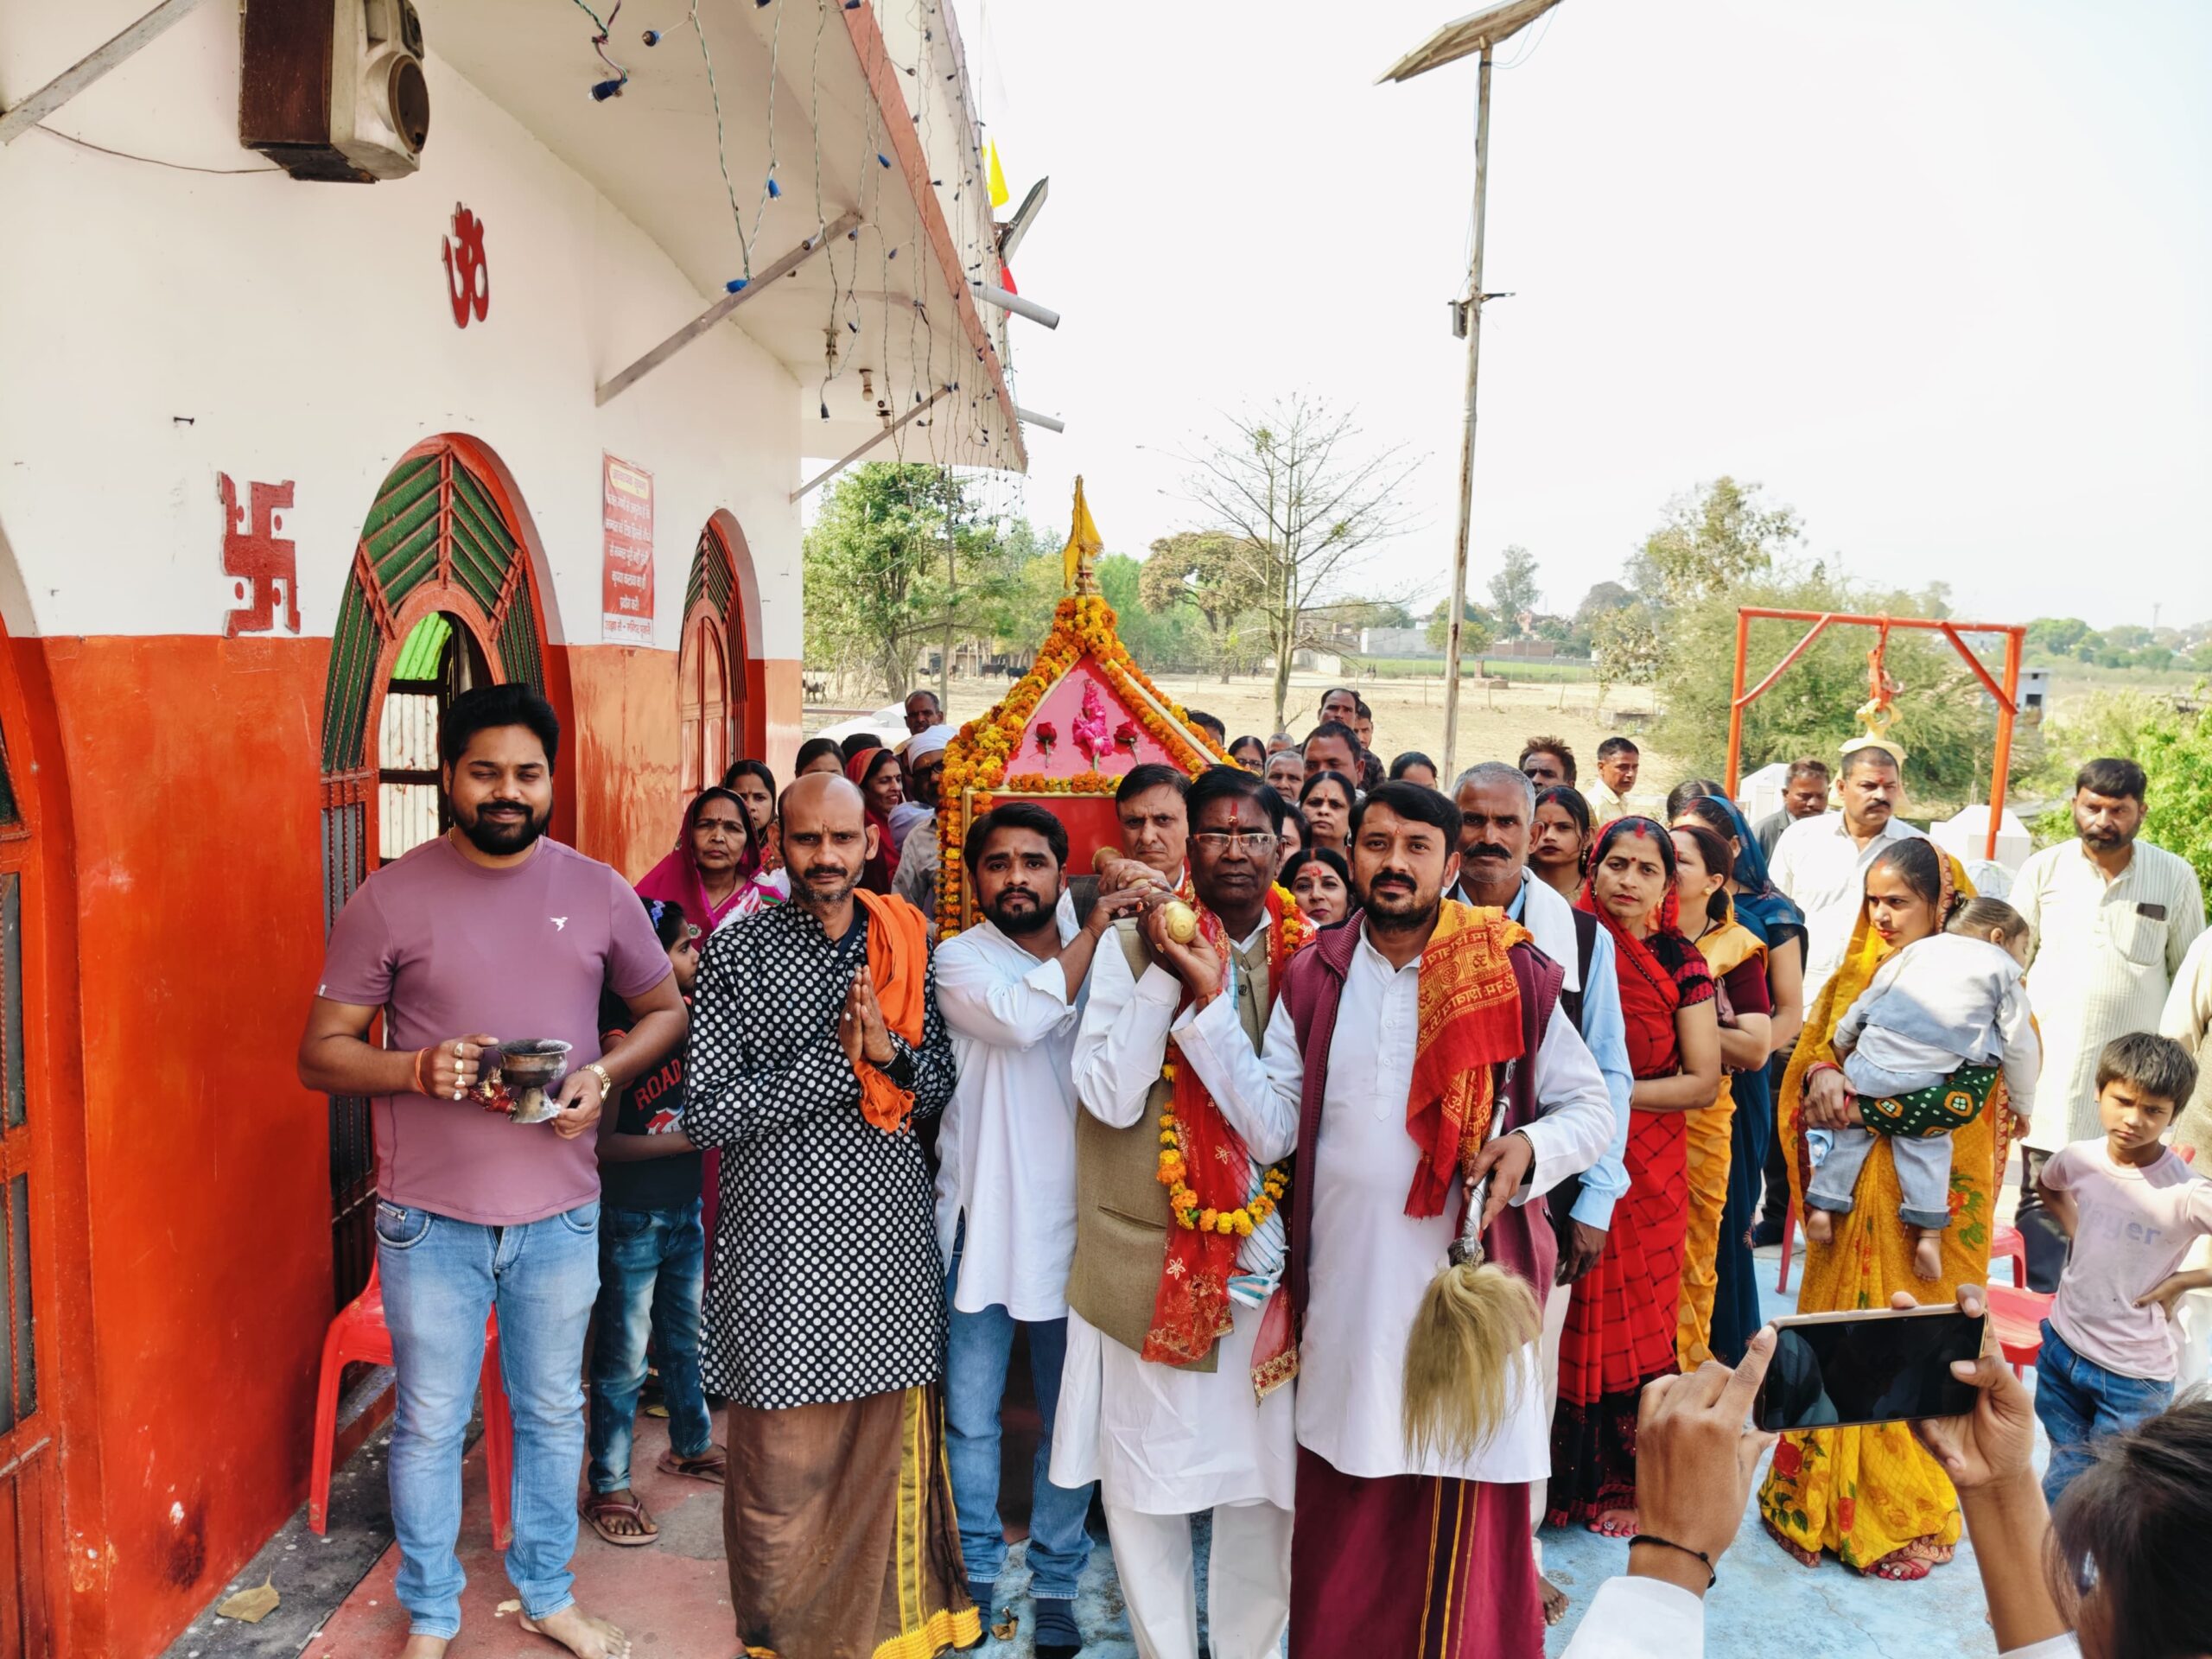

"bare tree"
[1179, 397, 1419, 728]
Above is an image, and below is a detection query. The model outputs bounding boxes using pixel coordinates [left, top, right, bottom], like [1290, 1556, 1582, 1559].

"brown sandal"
[658, 1445, 728, 1484]
[582, 1491, 658, 1547]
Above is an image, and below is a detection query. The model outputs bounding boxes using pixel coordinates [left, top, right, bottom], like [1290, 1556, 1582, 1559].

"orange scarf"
[853, 888, 929, 1133]
[1145, 887, 1311, 1394]
[1403, 901, 1530, 1217]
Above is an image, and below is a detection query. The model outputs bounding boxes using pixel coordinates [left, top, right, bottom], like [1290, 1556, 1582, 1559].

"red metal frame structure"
[1724, 609, 2026, 861]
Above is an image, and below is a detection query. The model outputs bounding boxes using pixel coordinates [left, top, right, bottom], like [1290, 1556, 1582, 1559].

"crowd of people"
[296, 679, 2212, 1659]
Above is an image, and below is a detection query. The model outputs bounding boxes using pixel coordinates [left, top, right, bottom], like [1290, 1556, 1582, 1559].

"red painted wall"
[43, 632, 802, 1658]
[47, 635, 336, 1657]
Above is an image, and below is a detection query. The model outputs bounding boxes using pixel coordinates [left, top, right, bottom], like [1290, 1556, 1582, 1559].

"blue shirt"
[1506, 874, 1634, 1232]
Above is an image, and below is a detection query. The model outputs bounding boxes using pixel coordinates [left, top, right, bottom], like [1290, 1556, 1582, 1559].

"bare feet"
[1588, 1507, 1637, 1538]
[1802, 1207, 1835, 1244]
[399, 1637, 450, 1659]
[1539, 1573, 1569, 1624]
[1911, 1230, 1944, 1281]
[521, 1607, 632, 1659]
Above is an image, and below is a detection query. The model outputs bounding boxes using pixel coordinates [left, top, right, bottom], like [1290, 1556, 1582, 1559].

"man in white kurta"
[1172, 783, 1613, 1657]
[1052, 770, 1297, 1659]
[932, 802, 1120, 1652]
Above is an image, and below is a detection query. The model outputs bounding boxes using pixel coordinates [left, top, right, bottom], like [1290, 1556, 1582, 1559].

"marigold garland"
[936, 594, 1230, 938]
[1154, 884, 1313, 1236]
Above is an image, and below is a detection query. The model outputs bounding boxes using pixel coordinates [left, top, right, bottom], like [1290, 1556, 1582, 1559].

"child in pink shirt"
[2035, 1032, 2212, 1502]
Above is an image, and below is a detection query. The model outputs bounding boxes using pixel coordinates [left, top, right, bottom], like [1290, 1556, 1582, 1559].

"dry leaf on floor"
[991, 1614, 1018, 1643]
[214, 1579, 281, 1624]
[496, 1599, 523, 1616]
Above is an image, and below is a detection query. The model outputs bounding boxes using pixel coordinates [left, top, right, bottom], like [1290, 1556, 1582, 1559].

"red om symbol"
[442, 202, 489, 327]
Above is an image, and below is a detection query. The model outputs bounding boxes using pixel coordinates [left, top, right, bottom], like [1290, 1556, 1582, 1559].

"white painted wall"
[0, 3, 805, 658]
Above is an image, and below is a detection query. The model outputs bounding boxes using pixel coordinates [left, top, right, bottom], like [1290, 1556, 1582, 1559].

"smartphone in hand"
[1753, 1305, 1986, 1432]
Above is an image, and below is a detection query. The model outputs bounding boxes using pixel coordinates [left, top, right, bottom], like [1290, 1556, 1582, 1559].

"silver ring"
[453, 1040, 464, 1058]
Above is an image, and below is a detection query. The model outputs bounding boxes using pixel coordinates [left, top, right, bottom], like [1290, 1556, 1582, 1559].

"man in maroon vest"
[1170, 782, 1613, 1658]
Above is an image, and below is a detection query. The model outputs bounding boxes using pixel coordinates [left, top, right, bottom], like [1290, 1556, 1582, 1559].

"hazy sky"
[946, 0, 2211, 630]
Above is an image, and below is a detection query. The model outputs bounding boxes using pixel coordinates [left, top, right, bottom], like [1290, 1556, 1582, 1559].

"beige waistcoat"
[1065, 918, 1270, 1371]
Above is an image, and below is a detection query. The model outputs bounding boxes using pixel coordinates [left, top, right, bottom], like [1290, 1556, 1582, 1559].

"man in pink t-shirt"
[2034, 1031, 2212, 1503]
[301, 684, 683, 1659]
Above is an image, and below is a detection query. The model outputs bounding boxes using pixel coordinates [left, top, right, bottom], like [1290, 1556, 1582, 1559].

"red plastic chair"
[1985, 1282, 2054, 1379]
[1990, 1223, 2028, 1289]
[309, 1261, 514, 1549]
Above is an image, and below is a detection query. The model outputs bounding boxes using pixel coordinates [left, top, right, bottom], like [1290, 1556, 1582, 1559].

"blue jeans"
[2033, 1320, 2174, 1505]
[376, 1198, 600, 1641]
[588, 1200, 711, 1492]
[942, 1246, 1092, 1601]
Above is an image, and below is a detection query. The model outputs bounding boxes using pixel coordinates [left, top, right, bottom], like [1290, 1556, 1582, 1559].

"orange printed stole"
[1143, 887, 1306, 1398]
[853, 888, 930, 1134]
[1403, 902, 1529, 1217]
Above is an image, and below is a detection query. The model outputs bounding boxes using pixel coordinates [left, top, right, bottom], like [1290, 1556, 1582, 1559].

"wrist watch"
[584, 1062, 613, 1096]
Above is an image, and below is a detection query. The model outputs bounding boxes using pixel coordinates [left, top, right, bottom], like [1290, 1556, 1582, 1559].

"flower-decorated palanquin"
[937, 479, 1226, 938]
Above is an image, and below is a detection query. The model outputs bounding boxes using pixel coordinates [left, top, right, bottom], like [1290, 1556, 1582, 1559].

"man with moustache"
[300, 684, 686, 1659]
[1055, 766, 1305, 1659]
[1092, 761, 1192, 900]
[683, 773, 976, 1658]
[1452, 762, 1633, 1625]
[892, 721, 954, 930]
[1173, 782, 1613, 1658]
[928, 804, 1131, 1656]
[2013, 759, 2204, 1197]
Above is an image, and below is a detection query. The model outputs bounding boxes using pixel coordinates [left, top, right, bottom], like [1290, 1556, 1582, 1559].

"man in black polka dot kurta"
[684, 774, 976, 1658]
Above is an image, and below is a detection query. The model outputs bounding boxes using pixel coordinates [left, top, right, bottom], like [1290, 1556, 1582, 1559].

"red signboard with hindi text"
[601, 454, 655, 644]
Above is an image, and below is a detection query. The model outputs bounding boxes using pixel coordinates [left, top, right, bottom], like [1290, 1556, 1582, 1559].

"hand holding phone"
[1906, 1287, 2038, 1492]
[1633, 1325, 1780, 1591]
[1753, 1300, 1986, 1432]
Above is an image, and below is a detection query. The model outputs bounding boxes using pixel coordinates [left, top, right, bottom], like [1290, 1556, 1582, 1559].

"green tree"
[1591, 606, 1662, 697]
[1574, 581, 1636, 625]
[1639, 477, 1802, 605]
[1486, 545, 1542, 623]
[801, 464, 1022, 700]
[1138, 531, 1268, 682]
[1425, 597, 1496, 656]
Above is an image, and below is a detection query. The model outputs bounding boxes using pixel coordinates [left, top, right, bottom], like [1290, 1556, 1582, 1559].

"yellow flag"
[1061, 477, 1103, 591]
[987, 140, 1011, 211]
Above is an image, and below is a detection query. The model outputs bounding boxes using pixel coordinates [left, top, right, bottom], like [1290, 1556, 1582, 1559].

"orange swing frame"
[1723, 608, 2026, 861]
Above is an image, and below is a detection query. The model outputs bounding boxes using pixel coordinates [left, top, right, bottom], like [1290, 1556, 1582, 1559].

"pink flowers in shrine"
[1072, 680, 1112, 766]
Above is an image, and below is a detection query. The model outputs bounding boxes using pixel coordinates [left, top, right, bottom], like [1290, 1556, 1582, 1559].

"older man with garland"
[1177, 781, 1614, 1658]
[683, 773, 975, 1659]
[1054, 765, 1309, 1659]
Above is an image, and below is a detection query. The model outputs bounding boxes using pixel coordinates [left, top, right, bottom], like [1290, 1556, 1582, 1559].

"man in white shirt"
[1054, 767, 1300, 1659]
[2014, 757, 2205, 1160]
[1174, 781, 1614, 1657]
[1453, 761, 1636, 1625]
[1767, 744, 1926, 1013]
[931, 801, 1130, 1656]
[1584, 736, 1644, 822]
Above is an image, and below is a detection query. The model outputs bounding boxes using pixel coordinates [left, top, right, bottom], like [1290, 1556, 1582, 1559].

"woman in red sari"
[1548, 817, 1723, 1536]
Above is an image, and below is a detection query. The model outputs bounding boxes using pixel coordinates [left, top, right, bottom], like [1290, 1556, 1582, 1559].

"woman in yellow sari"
[1670, 823, 1772, 1369]
[1758, 837, 2009, 1581]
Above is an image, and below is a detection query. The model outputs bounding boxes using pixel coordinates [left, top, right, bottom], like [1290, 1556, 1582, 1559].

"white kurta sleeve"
[1071, 927, 1182, 1128]
[1559, 1577, 1707, 1657]
[1512, 1004, 1615, 1204]
[1172, 988, 1306, 1165]
[933, 931, 1076, 1051]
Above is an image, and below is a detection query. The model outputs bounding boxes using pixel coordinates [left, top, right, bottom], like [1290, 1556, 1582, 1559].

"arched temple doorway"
[315, 436, 552, 1304]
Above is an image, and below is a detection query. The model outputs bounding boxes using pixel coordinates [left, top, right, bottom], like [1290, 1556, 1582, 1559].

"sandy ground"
[921, 669, 1675, 782]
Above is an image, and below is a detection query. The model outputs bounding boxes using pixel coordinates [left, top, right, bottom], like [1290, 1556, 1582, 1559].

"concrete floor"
[188, 1174, 2051, 1657]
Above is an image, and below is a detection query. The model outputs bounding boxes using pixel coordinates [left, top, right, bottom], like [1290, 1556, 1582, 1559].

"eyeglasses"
[1191, 830, 1278, 854]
